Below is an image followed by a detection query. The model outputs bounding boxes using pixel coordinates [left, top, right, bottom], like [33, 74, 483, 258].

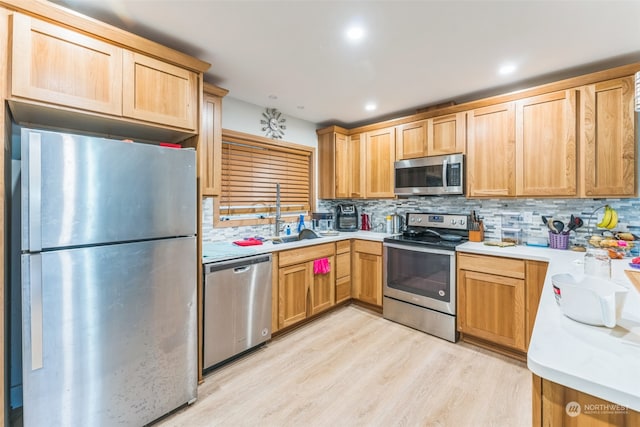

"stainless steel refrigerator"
[13, 127, 198, 426]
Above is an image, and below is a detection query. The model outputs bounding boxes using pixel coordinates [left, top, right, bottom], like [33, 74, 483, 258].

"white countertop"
[202, 230, 391, 263]
[457, 242, 640, 411]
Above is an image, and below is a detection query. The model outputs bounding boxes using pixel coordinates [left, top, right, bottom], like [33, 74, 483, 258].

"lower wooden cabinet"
[335, 240, 352, 304]
[352, 240, 383, 307]
[457, 253, 547, 355]
[532, 375, 640, 426]
[277, 243, 335, 329]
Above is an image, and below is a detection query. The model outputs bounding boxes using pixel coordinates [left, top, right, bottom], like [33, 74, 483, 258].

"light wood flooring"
[157, 305, 531, 427]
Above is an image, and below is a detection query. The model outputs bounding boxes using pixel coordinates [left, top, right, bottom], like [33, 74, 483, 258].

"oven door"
[383, 243, 456, 315]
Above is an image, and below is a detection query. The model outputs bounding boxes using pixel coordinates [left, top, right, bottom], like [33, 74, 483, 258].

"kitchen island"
[457, 242, 640, 424]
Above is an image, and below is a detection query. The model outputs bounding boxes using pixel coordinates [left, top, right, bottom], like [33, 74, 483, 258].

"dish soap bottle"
[297, 214, 305, 232]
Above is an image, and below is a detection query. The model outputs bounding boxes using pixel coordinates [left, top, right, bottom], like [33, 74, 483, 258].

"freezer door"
[21, 237, 197, 427]
[21, 128, 196, 251]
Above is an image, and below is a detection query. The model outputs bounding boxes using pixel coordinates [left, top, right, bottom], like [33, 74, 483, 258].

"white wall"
[221, 97, 318, 148]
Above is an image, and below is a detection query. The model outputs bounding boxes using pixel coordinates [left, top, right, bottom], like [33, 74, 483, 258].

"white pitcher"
[552, 274, 629, 328]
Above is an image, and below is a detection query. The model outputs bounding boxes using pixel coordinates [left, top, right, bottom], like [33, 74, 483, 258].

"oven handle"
[383, 242, 456, 257]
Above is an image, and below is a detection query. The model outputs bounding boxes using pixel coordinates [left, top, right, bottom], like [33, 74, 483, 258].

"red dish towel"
[233, 238, 263, 246]
[313, 258, 331, 274]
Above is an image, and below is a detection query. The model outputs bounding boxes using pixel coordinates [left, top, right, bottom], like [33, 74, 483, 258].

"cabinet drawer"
[336, 252, 351, 278]
[336, 276, 351, 303]
[279, 243, 335, 267]
[336, 240, 351, 254]
[457, 253, 525, 279]
[353, 240, 382, 256]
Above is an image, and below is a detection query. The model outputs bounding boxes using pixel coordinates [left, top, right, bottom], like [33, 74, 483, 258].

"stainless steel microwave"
[394, 153, 464, 196]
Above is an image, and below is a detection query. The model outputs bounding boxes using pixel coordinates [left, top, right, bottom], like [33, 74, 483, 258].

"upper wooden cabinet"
[200, 85, 228, 196]
[395, 113, 465, 160]
[467, 102, 516, 197]
[9, 12, 202, 135]
[316, 129, 380, 199]
[122, 51, 198, 130]
[516, 90, 578, 197]
[427, 112, 466, 156]
[11, 13, 123, 115]
[396, 120, 427, 159]
[364, 127, 396, 198]
[580, 76, 637, 197]
[318, 128, 363, 199]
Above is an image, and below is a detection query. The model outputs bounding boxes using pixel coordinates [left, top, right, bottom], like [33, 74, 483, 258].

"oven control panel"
[406, 213, 470, 230]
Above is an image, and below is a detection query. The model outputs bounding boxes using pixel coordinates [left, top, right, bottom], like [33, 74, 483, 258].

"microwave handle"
[442, 159, 448, 189]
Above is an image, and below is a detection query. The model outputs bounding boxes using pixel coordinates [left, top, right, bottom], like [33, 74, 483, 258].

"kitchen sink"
[271, 230, 320, 245]
[271, 235, 299, 244]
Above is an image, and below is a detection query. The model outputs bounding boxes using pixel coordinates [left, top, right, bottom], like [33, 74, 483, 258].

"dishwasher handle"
[205, 254, 272, 275]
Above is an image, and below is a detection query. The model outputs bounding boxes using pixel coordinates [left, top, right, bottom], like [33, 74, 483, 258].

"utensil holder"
[469, 222, 484, 242]
[549, 231, 569, 250]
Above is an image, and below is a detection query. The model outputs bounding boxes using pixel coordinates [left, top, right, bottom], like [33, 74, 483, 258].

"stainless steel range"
[383, 212, 470, 342]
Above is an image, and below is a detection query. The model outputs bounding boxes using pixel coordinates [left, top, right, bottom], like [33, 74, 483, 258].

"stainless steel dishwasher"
[203, 254, 272, 371]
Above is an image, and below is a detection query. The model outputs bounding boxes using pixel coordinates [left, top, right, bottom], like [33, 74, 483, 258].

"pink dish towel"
[313, 258, 331, 275]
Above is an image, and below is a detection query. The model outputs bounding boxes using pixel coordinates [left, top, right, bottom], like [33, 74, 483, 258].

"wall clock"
[261, 108, 286, 139]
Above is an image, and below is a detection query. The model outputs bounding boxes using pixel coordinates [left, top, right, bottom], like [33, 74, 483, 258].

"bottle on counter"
[386, 215, 393, 234]
[297, 214, 305, 232]
[286, 225, 291, 235]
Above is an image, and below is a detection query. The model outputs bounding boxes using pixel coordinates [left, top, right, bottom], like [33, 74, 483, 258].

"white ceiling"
[51, 0, 640, 127]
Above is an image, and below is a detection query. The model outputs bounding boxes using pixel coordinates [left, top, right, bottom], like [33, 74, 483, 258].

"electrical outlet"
[523, 212, 533, 225]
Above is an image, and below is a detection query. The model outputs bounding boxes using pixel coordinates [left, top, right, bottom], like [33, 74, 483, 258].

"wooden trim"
[1, 6, 9, 424]
[203, 81, 229, 97]
[317, 62, 640, 135]
[0, 0, 210, 72]
[532, 374, 542, 427]
[459, 334, 526, 362]
[222, 129, 315, 155]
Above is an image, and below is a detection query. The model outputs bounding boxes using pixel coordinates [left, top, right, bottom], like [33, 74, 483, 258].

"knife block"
[469, 222, 484, 242]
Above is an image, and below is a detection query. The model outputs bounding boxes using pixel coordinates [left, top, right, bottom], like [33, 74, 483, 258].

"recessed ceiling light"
[499, 63, 517, 75]
[346, 25, 365, 41]
[365, 102, 377, 111]
[268, 94, 278, 100]
[296, 106, 305, 110]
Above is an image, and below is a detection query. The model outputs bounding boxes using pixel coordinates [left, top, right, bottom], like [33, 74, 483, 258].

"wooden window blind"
[218, 132, 313, 222]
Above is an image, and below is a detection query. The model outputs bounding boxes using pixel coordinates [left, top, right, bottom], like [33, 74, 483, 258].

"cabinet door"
[349, 133, 366, 198]
[278, 264, 310, 328]
[11, 13, 122, 115]
[581, 76, 636, 197]
[427, 112, 466, 155]
[467, 103, 516, 197]
[396, 121, 427, 160]
[334, 132, 352, 198]
[310, 257, 335, 315]
[200, 93, 223, 196]
[365, 127, 396, 198]
[353, 251, 382, 306]
[458, 270, 526, 351]
[516, 90, 577, 196]
[122, 51, 198, 130]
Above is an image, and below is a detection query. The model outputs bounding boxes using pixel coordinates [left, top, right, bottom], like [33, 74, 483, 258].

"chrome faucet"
[275, 183, 283, 236]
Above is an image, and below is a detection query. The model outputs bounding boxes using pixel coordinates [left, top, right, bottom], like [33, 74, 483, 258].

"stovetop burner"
[384, 212, 471, 250]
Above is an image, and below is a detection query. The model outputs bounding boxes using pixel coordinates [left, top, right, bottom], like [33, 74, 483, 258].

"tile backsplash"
[202, 196, 640, 246]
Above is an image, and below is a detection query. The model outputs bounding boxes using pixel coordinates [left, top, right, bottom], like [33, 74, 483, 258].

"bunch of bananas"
[596, 205, 618, 230]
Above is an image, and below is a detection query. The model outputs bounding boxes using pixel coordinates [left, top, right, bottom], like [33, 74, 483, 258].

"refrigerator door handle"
[25, 132, 43, 252]
[27, 255, 44, 370]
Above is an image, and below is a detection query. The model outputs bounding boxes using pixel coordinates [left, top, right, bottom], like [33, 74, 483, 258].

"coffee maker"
[335, 204, 358, 231]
